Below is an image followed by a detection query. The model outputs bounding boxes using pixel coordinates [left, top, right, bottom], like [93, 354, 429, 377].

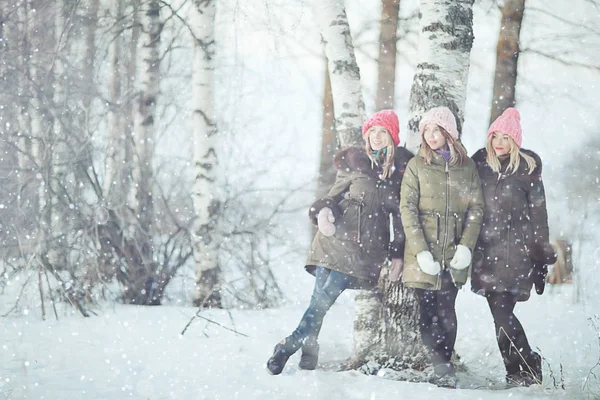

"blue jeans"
[291, 267, 356, 344]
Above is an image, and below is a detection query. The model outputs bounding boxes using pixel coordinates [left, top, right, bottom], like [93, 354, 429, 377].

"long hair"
[485, 134, 536, 175]
[420, 127, 468, 166]
[364, 127, 396, 180]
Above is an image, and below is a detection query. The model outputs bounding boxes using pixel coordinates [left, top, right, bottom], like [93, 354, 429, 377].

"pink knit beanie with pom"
[418, 107, 459, 140]
[362, 110, 400, 146]
[487, 108, 522, 148]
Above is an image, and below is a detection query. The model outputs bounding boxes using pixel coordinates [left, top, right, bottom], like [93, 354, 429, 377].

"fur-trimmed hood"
[333, 146, 414, 182]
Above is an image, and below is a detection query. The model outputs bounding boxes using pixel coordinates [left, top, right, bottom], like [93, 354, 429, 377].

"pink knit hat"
[418, 106, 459, 140]
[362, 109, 400, 146]
[487, 108, 522, 148]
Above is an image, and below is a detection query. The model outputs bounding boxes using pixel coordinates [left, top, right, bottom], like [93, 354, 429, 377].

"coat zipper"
[454, 213, 459, 245]
[506, 214, 511, 267]
[442, 161, 450, 270]
[356, 194, 365, 244]
[436, 213, 441, 244]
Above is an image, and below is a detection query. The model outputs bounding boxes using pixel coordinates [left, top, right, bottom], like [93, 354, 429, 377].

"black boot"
[298, 340, 319, 370]
[521, 352, 542, 385]
[266, 337, 301, 375]
[431, 363, 457, 388]
[504, 359, 522, 386]
[506, 352, 542, 387]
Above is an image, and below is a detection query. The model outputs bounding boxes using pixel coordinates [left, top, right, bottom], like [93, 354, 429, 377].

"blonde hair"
[364, 127, 396, 180]
[485, 133, 536, 175]
[420, 127, 468, 166]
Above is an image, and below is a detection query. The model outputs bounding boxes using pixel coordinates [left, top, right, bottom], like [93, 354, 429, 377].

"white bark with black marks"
[405, 0, 474, 152]
[126, 0, 139, 211]
[315, 0, 382, 362]
[129, 0, 162, 290]
[315, 0, 365, 148]
[105, 0, 125, 204]
[190, 0, 222, 308]
[354, 0, 475, 376]
[132, 0, 161, 222]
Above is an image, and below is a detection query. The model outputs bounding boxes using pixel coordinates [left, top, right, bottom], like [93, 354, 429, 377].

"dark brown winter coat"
[305, 146, 414, 289]
[400, 146, 484, 290]
[471, 148, 557, 301]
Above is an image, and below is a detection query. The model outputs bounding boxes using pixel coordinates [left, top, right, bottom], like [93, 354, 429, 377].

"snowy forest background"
[0, 0, 599, 399]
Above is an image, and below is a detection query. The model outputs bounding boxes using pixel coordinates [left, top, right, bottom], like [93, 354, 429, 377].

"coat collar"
[334, 146, 412, 182]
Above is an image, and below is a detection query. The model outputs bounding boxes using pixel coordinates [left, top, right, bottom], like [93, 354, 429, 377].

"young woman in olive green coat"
[400, 106, 484, 387]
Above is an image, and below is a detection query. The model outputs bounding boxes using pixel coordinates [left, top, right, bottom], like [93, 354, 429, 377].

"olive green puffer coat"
[400, 146, 484, 290]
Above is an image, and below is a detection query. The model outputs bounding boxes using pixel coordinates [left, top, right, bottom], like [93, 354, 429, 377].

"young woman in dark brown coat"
[266, 110, 413, 375]
[471, 108, 557, 387]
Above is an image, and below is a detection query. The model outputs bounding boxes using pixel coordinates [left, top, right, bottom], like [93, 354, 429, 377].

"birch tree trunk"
[405, 0, 474, 152]
[105, 0, 125, 204]
[82, 0, 98, 112]
[356, 0, 475, 375]
[50, 0, 67, 252]
[189, 0, 222, 308]
[125, 0, 162, 305]
[28, 0, 51, 269]
[315, 0, 385, 363]
[490, 0, 525, 124]
[315, 0, 364, 148]
[376, 0, 401, 110]
[127, 0, 140, 213]
[15, 1, 31, 209]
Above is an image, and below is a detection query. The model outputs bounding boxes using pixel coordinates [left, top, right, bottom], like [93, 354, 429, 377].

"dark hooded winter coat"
[471, 148, 557, 301]
[305, 146, 414, 289]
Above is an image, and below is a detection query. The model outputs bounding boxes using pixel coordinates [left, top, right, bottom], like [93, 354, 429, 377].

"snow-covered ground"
[1, 1, 598, 399]
[1, 278, 598, 400]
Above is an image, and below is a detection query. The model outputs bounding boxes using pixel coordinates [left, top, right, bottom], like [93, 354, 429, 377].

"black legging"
[486, 292, 532, 373]
[415, 272, 458, 368]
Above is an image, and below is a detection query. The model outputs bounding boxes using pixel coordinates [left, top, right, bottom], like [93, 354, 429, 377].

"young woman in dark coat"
[471, 108, 557, 386]
[266, 110, 413, 375]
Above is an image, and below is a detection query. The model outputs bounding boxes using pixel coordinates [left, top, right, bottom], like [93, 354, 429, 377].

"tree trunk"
[126, 0, 140, 213]
[376, 0, 401, 110]
[125, 0, 162, 305]
[104, 0, 125, 204]
[405, 0, 475, 152]
[82, 0, 98, 112]
[15, 1, 31, 210]
[316, 61, 337, 203]
[315, 0, 364, 148]
[489, 0, 525, 124]
[358, 0, 475, 375]
[315, 0, 385, 364]
[51, 0, 67, 252]
[189, 0, 222, 308]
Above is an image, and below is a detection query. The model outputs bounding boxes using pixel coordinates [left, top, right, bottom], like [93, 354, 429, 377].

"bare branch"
[522, 47, 600, 71]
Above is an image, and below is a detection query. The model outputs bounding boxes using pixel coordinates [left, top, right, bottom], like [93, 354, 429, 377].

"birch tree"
[315, 0, 386, 362]
[105, 0, 126, 204]
[189, 0, 222, 308]
[315, 0, 365, 147]
[355, 0, 475, 376]
[490, 0, 526, 123]
[125, 0, 163, 304]
[405, 0, 474, 152]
